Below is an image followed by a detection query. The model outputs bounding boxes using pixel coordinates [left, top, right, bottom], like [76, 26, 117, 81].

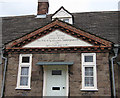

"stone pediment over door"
[5, 19, 112, 53]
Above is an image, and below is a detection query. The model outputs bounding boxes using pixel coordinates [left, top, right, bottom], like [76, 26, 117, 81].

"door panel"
[43, 65, 68, 96]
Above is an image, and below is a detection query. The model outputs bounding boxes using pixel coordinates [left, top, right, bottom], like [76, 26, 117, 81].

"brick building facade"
[1, 0, 120, 97]
[4, 53, 111, 96]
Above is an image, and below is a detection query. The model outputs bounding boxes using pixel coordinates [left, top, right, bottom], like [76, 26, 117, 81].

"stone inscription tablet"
[23, 30, 92, 48]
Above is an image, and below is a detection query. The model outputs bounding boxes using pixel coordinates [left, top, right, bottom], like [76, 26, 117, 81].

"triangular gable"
[5, 19, 112, 53]
[52, 6, 73, 19]
[23, 30, 93, 48]
[52, 6, 73, 24]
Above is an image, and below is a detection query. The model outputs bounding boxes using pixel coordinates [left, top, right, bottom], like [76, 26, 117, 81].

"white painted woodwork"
[81, 53, 98, 91]
[52, 7, 73, 24]
[23, 30, 93, 48]
[43, 65, 68, 96]
[52, 8, 72, 18]
[16, 54, 32, 90]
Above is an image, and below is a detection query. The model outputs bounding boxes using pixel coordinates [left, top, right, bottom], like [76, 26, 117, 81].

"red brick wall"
[37, 2, 49, 15]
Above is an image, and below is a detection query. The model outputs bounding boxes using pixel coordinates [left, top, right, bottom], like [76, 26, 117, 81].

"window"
[85, 67, 94, 87]
[81, 53, 97, 91]
[16, 54, 32, 89]
[63, 19, 69, 23]
[20, 67, 29, 86]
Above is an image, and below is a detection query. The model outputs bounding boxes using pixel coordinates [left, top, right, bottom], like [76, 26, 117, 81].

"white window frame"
[16, 54, 32, 89]
[81, 53, 98, 91]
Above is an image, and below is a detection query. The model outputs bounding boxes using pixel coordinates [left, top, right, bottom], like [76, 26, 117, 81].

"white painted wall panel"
[23, 30, 92, 48]
[52, 8, 72, 18]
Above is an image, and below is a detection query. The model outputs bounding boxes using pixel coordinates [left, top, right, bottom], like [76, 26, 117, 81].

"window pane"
[20, 77, 28, 86]
[22, 57, 30, 63]
[63, 19, 69, 23]
[21, 67, 29, 75]
[85, 56, 93, 62]
[85, 77, 94, 87]
[85, 67, 93, 76]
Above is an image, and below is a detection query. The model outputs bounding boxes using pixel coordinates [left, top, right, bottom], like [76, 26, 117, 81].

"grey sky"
[0, 0, 119, 17]
[49, 0, 119, 13]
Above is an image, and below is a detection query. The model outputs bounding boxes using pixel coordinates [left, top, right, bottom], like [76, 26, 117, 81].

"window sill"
[15, 87, 31, 90]
[81, 89, 98, 91]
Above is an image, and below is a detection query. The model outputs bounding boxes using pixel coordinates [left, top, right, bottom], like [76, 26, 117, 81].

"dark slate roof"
[2, 15, 51, 45]
[72, 11, 119, 44]
[2, 11, 119, 45]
